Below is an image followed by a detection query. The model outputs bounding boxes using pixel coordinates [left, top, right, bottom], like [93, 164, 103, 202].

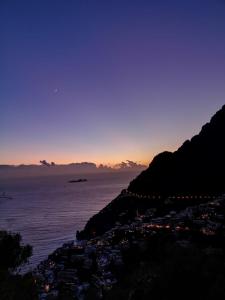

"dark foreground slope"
[39, 106, 225, 299]
[78, 105, 225, 239]
[129, 104, 225, 195]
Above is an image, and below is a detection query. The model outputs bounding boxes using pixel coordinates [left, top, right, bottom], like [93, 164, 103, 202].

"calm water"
[0, 171, 138, 269]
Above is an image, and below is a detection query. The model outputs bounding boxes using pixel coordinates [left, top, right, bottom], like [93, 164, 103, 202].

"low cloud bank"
[0, 160, 146, 178]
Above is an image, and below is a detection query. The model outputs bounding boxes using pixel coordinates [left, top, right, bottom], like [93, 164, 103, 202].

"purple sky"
[1, 0, 225, 165]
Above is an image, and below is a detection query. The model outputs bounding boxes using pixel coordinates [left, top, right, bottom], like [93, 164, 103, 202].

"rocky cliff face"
[129, 105, 225, 195]
[78, 105, 225, 239]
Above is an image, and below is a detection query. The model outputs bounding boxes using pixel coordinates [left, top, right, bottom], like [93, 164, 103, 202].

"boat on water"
[68, 179, 87, 183]
[0, 192, 13, 200]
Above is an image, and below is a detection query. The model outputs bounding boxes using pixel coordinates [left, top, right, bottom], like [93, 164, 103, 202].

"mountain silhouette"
[77, 105, 225, 239]
[128, 104, 225, 195]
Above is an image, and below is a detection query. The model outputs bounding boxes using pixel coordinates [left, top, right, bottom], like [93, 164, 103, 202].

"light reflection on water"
[0, 172, 138, 269]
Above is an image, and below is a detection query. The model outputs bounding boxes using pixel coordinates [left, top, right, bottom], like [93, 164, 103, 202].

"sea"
[0, 171, 139, 270]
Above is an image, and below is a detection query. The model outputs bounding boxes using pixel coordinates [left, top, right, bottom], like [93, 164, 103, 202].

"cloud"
[115, 160, 146, 170]
[40, 160, 51, 167]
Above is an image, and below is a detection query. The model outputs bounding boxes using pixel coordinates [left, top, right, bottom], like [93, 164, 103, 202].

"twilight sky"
[1, 0, 225, 165]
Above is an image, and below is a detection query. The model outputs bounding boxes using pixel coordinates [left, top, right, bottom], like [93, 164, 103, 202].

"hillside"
[129, 105, 225, 195]
[78, 105, 225, 239]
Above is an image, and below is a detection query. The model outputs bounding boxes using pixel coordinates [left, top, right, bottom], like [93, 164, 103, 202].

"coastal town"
[35, 193, 225, 300]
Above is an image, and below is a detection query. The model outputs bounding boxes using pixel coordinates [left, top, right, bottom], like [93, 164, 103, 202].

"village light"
[44, 284, 50, 293]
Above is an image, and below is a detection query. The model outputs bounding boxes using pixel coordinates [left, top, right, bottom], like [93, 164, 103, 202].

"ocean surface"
[0, 171, 138, 270]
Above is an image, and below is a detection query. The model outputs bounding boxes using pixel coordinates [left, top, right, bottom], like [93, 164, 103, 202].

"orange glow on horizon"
[0, 154, 151, 167]
[0, 142, 178, 166]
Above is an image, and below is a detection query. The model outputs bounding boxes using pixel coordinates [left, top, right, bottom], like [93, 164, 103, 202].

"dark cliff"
[78, 105, 225, 239]
[129, 105, 225, 195]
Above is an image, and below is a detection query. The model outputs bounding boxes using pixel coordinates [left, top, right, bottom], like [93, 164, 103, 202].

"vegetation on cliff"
[0, 231, 37, 300]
